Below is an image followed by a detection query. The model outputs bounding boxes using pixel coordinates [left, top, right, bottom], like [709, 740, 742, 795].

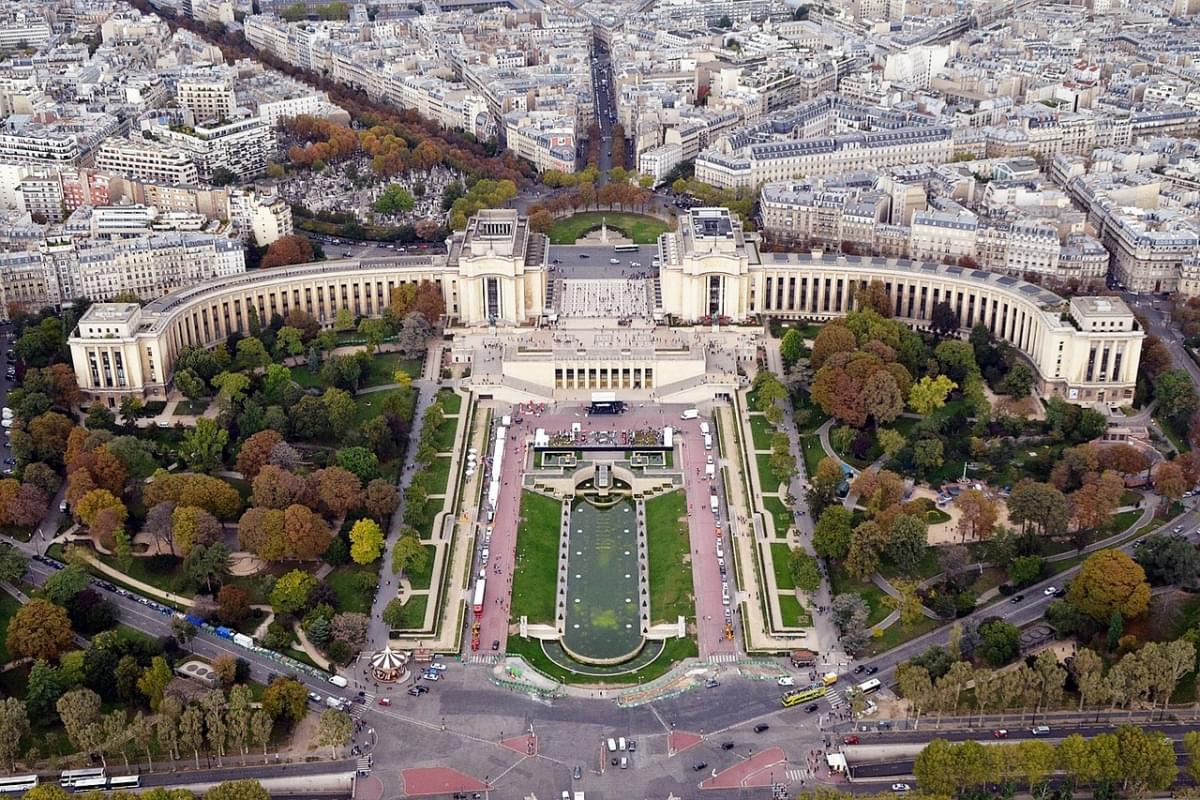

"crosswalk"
[356, 757, 371, 775]
[707, 653, 739, 664]
[825, 689, 845, 708]
[468, 653, 501, 664]
[785, 769, 806, 783]
[349, 703, 367, 719]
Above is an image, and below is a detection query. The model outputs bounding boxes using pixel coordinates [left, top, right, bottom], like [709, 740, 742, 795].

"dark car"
[805, 703, 819, 713]
[573, 766, 582, 781]
[753, 724, 769, 733]
[865, 666, 879, 675]
[407, 687, 421, 696]
[720, 741, 735, 750]
[1009, 594, 1025, 603]
[491, 639, 500, 651]
[1053, 589, 1066, 598]
[610, 757, 618, 767]
[853, 665, 865, 674]
[692, 762, 708, 772]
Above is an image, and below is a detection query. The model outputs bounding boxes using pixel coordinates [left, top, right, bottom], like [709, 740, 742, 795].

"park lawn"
[426, 456, 453, 494]
[504, 634, 698, 686]
[437, 389, 462, 414]
[363, 353, 423, 388]
[770, 542, 795, 591]
[1120, 490, 1143, 507]
[749, 414, 776, 451]
[777, 593, 813, 628]
[879, 546, 940, 581]
[968, 566, 1007, 596]
[403, 542, 437, 590]
[800, 435, 825, 478]
[866, 616, 940, 656]
[891, 416, 920, 438]
[763, 496, 793, 538]
[289, 364, 325, 390]
[0, 590, 22, 662]
[414, 499, 441, 539]
[433, 417, 458, 453]
[547, 212, 669, 245]
[352, 388, 402, 427]
[96, 551, 184, 595]
[175, 398, 211, 416]
[388, 595, 428, 630]
[926, 508, 952, 525]
[755, 452, 786, 493]
[1105, 509, 1142, 537]
[510, 491, 562, 625]
[326, 565, 380, 614]
[829, 564, 889, 627]
[1158, 416, 1191, 453]
[792, 392, 830, 434]
[646, 491, 694, 625]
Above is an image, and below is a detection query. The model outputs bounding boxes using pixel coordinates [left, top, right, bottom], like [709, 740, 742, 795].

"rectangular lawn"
[777, 593, 812, 627]
[388, 595, 428, 629]
[770, 542, 795, 591]
[645, 490, 694, 625]
[426, 456, 453, 495]
[363, 353, 423, 387]
[404, 542, 437, 590]
[437, 389, 462, 414]
[327, 565, 380, 614]
[510, 491, 562, 625]
[763, 496, 793, 538]
[749, 415, 776, 451]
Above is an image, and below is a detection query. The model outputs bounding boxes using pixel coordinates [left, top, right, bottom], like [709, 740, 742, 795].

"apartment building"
[503, 112, 576, 174]
[95, 138, 202, 185]
[176, 76, 238, 124]
[147, 116, 276, 180]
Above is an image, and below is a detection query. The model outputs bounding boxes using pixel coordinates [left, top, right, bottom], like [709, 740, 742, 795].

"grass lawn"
[1105, 509, 1142, 537]
[414, 499, 440, 539]
[437, 389, 462, 414]
[426, 456, 452, 494]
[433, 417, 457, 453]
[504, 634, 698, 685]
[770, 542, 795, 590]
[926, 508, 952, 525]
[290, 365, 325, 390]
[800, 435, 825, 478]
[352, 388, 402, 427]
[403, 542, 437, 590]
[646, 491, 694, 625]
[326, 565, 379, 614]
[175, 398, 211, 416]
[866, 616, 940, 656]
[829, 564, 889, 627]
[755, 452, 787, 493]
[96, 552, 184, 595]
[968, 566, 1007, 596]
[1158, 416, 1191, 453]
[0, 590, 22, 662]
[763, 496, 793, 538]
[387, 595, 428, 630]
[1120, 490, 1143, 507]
[547, 212, 669, 245]
[749, 414, 776, 451]
[363, 353, 423, 387]
[777, 593, 813, 627]
[510, 491, 562, 625]
[879, 546, 940, 581]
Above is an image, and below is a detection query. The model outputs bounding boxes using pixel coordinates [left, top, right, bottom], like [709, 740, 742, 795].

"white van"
[699, 422, 710, 436]
[607, 737, 617, 753]
[0, 408, 11, 419]
[618, 736, 626, 751]
[703, 434, 713, 450]
[328, 675, 348, 688]
[680, 409, 699, 420]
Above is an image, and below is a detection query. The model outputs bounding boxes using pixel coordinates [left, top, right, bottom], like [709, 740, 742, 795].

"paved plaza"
[558, 278, 651, 318]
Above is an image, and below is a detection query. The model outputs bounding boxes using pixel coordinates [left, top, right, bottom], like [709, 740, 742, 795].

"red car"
[378, 697, 392, 706]
[993, 729, 1008, 738]
[843, 736, 860, 745]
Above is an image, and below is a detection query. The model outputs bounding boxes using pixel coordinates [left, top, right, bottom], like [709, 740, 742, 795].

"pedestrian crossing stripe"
[356, 757, 371, 774]
[786, 769, 805, 783]
[707, 653, 739, 664]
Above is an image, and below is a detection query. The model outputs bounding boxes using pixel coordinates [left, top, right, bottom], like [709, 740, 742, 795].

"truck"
[325, 696, 346, 710]
[699, 421, 710, 436]
[705, 463, 715, 479]
[709, 495, 719, 514]
[472, 577, 487, 618]
[328, 675, 348, 688]
[232, 633, 254, 649]
[215, 626, 234, 639]
[822, 672, 839, 686]
[680, 409, 698, 420]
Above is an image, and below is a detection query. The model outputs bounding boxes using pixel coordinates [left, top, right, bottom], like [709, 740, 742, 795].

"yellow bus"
[780, 683, 827, 707]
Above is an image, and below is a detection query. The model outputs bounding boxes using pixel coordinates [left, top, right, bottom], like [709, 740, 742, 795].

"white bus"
[108, 775, 141, 790]
[857, 678, 882, 696]
[67, 777, 108, 792]
[60, 769, 105, 789]
[0, 776, 38, 794]
[614, 244, 638, 253]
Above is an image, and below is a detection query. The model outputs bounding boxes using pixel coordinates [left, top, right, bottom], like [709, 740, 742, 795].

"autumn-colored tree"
[237, 507, 287, 561]
[261, 235, 315, 269]
[810, 322, 857, 370]
[1067, 549, 1151, 622]
[74, 489, 127, 529]
[6, 599, 74, 661]
[1070, 470, 1125, 532]
[7, 483, 48, 528]
[310, 467, 363, 517]
[411, 280, 446, 325]
[909, 374, 957, 416]
[955, 488, 999, 542]
[217, 585, 251, 625]
[1152, 459, 1188, 504]
[1099, 442, 1150, 478]
[284, 504, 332, 559]
[144, 473, 243, 519]
[251, 464, 309, 510]
[236, 429, 285, 481]
[364, 479, 399, 519]
[349, 518, 384, 564]
[853, 279, 892, 317]
[172, 505, 223, 557]
[27, 411, 74, 466]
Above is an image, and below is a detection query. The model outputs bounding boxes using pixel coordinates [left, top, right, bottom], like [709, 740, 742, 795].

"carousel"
[370, 647, 410, 683]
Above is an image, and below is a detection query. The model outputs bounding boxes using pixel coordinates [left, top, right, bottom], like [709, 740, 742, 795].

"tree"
[787, 549, 821, 592]
[978, 619, 1020, 666]
[913, 438, 945, 472]
[85, 402, 116, 430]
[1007, 555, 1044, 586]
[349, 518, 385, 564]
[885, 579, 925, 625]
[26, 660, 63, 722]
[270, 569, 316, 614]
[780, 329, 804, 367]
[261, 235, 315, 269]
[179, 704, 204, 769]
[877, 428, 906, 459]
[809, 456, 844, 514]
[42, 563, 91, 606]
[336, 446, 380, 483]
[0, 697, 29, 770]
[1153, 460, 1188, 505]
[7, 599, 73, 661]
[251, 464, 308, 510]
[1117, 724, 1178, 794]
[1136, 534, 1200, 585]
[172, 505, 222, 557]
[184, 543, 231, 593]
[284, 504, 333, 559]
[391, 534, 427, 577]
[1155, 369, 1199, 423]
[205, 781, 271, 800]
[181, 418, 229, 473]
[137, 657, 173, 711]
[364, 478, 398, 518]
[886, 514, 929, 577]
[810, 323, 857, 370]
[0, 546, 27, 585]
[56, 688, 101, 752]
[262, 677, 308, 724]
[312, 466, 364, 516]
[909, 375, 957, 415]
[251, 710, 273, 763]
[1067, 549, 1151, 622]
[236, 430, 284, 481]
[1008, 479, 1069, 540]
[317, 709, 352, 758]
[811, 506, 851, 560]
[217, 584, 251, 625]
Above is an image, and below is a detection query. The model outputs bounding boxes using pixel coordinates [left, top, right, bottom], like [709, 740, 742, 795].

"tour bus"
[67, 776, 108, 792]
[781, 683, 827, 707]
[60, 769, 105, 790]
[0, 776, 38, 795]
[108, 776, 142, 790]
[614, 244, 638, 253]
[857, 678, 882, 696]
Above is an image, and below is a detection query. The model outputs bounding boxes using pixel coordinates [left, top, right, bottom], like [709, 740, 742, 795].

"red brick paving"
[352, 775, 383, 800]
[500, 733, 537, 756]
[699, 746, 787, 790]
[401, 767, 488, 796]
[668, 730, 705, 755]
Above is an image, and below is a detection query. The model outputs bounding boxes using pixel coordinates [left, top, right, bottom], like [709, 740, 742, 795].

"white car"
[1043, 586, 1056, 596]
[777, 677, 795, 687]
[891, 785, 912, 793]
[427, 663, 448, 672]
[481, 548, 490, 564]
[609, 258, 620, 264]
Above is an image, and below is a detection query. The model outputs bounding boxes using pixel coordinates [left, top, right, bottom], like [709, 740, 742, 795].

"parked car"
[720, 741, 735, 751]
[891, 784, 912, 793]
[805, 703, 819, 713]
[754, 724, 770, 733]
[994, 729, 1008, 738]
[692, 762, 708, 772]
[1009, 594, 1025, 603]
[843, 736, 860, 745]
[1043, 586, 1057, 596]
[777, 677, 795, 687]
[378, 697, 392, 706]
